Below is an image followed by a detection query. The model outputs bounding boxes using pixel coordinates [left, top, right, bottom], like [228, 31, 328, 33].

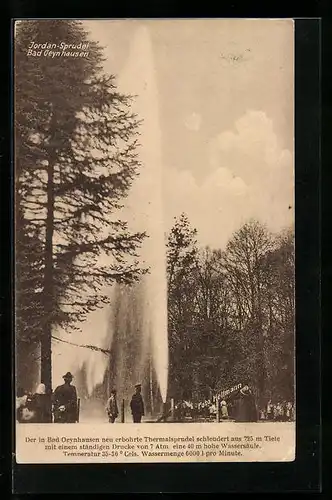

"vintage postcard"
[14, 18, 295, 463]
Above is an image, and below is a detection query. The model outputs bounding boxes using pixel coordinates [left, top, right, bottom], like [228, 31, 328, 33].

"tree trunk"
[150, 356, 154, 414]
[256, 282, 267, 403]
[41, 159, 55, 393]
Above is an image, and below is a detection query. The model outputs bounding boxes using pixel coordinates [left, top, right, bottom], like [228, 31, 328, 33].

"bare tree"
[222, 220, 273, 401]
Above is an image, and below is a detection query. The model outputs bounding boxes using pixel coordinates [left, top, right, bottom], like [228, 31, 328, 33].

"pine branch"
[52, 335, 111, 355]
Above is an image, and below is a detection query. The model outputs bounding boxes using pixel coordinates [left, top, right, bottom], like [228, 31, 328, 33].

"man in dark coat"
[53, 372, 78, 423]
[130, 383, 145, 423]
[235, 385, 258, 422]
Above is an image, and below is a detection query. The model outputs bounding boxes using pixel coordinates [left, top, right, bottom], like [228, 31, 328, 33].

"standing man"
[106, 389, 119, 423]
[130, 383, 145, 423]
[53, 372, 78, 423]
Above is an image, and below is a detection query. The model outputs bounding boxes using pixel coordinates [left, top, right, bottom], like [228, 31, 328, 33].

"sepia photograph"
[14, 19, 295, 462]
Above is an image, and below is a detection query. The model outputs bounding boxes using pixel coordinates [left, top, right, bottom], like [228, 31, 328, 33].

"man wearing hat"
[53, 372, 78, 423]
[130, 383, 145, 423]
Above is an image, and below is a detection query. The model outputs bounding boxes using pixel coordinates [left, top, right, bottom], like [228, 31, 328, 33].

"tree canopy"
[166, 215, 295, 405]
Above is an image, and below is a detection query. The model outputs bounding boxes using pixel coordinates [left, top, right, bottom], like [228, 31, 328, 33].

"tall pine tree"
[15, 20, 146, 392]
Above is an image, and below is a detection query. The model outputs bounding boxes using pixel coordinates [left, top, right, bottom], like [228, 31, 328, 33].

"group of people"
[17, 372, 146, 424]
[174, 386, 258, 422]
[260, 400, 295, 421]
[105, 383, 145, 423]
[16, 371, 79, 423]
[174, 399, 218, 420]
[174, 398, 230, 421]
[173, 397, 295, 423]
[17, 372, 294, 424]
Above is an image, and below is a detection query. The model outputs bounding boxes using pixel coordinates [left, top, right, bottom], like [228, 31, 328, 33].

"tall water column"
[109, 23, 169, 415]
[51, 24, 168, 420]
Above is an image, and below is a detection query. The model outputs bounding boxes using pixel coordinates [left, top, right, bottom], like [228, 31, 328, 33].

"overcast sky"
[84, 19, 294, 250]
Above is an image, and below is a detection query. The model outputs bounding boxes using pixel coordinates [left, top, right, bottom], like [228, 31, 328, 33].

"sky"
[84, 19, 294, 250]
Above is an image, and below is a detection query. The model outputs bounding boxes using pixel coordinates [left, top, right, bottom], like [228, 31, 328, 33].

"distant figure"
[16, 387, 29, 423]
[106, 389, 119, 423]
[276, 402, 282, 421]
[53, 372, 78, 423]
[220, 400, 228, 420]
[175, 400, 185, 422]
[209, 401, 217, 418]
[130, 383, 145, 423]
[286, 401, 293, 421]
[29, 383, 52, 423]
[266, 400, 273, 420]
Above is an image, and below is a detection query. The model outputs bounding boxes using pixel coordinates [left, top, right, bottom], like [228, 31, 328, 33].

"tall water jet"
[51, 23, 168, 418]
[110, 23, 169, 407]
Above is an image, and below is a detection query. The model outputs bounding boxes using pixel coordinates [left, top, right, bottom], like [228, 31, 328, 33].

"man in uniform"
[53, 372, 78, 423]
[130, 383, 145, 423]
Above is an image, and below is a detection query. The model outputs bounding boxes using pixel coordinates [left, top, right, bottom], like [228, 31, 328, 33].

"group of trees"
[166, 214, 295, 407]
[15, 20, 146, 392]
